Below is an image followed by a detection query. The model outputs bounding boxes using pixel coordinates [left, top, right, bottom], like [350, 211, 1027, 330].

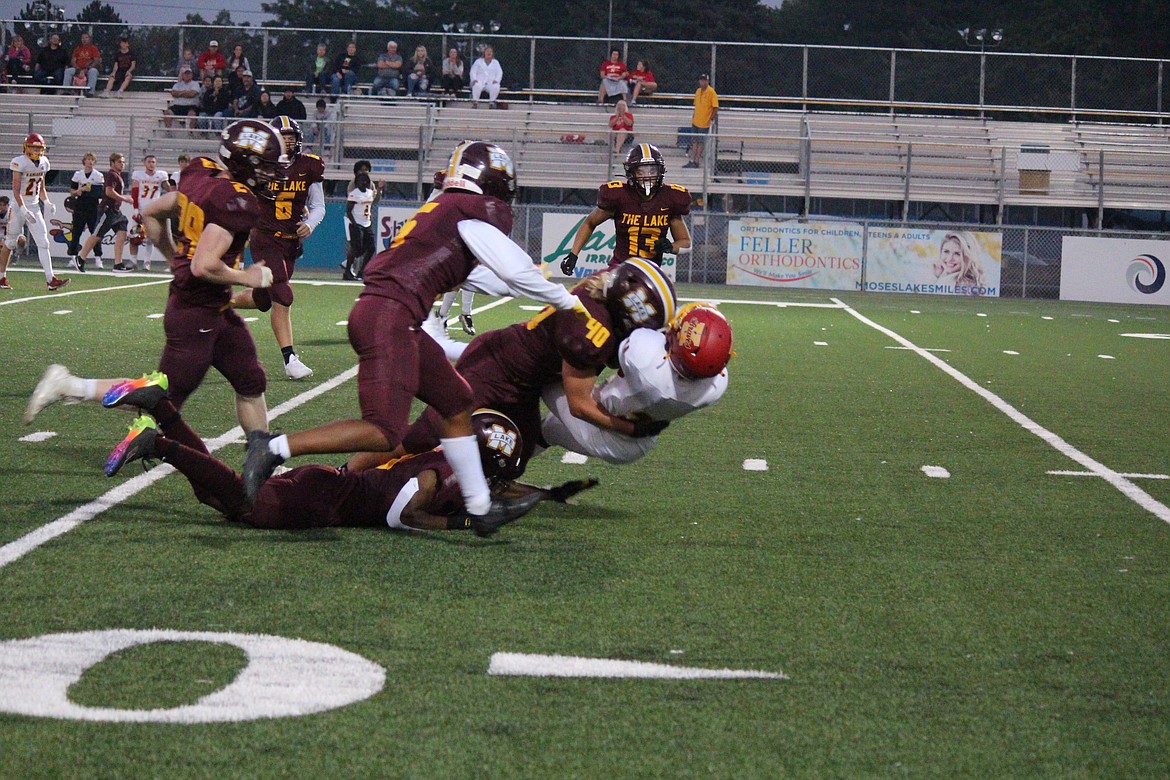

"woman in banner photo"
[933, 230, 986, 294]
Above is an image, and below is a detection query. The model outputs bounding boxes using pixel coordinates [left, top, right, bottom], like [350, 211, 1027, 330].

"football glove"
[17, 204, 31, 220]
[43, 200, 56, 219]
[629, 418, 670, 438]
[651, 236, 672, 257]
[547, 477, 600, 504]
[560, 251, 579, 275]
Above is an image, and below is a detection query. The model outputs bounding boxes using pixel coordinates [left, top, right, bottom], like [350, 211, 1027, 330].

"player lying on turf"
[103, 392, 597, 536]
[421, 301, 733, 466]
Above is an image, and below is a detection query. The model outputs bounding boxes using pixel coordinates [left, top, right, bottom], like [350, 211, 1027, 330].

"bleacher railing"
[3, 20, 1169, 120]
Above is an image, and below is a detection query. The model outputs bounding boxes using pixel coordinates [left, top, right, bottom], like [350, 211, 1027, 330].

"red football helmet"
[624, 142, 666, 198]
[23, 133, 46, 162]
[472, 408, 524, 483]
[219, 119, 289, 199]
[605, 258, 677, 336]
[442, 141, 516, 203]
[270, 115, 303, 157]
[668, 303, 733, 379]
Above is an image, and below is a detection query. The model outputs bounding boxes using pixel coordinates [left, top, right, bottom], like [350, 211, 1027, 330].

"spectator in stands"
[372, 40, 402, 97]
[627, 59, 656, 105]
[63, 32, 101, 96]
[597, 48, 628, 104]
[306, 42, 329, 93]
[685, 73, 718, 168]
[104, 36, 136, 95]
[175, 47, 196, 76]
[162, 65, 201, 131]
[330, 41, 362, 102]
[609, 97, 634, 153]
[405, 45, 433, 97]
[226, 43, 250, 76]
[276, 87, 307, 120]
[230, 69, 261, 118]
[196, 40, 225, 79]
[440, 47, 464, 96]
[227, 62, 246, 93]
[33, 33, 70, 89]
[303, 98, 335, 150]
[3, 34, 33, 85]
[257, 89, 279, 119]
[469, 46, 502, 108]
[198, 74, 230, 129]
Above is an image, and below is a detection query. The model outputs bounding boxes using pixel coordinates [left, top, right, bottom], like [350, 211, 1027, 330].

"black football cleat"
[105, 415, 158, 476]
[242, 430, 284, 504]
[101, 371, 168, 413]
[471, 492, 544, 537]
[459, 313, 476, 336]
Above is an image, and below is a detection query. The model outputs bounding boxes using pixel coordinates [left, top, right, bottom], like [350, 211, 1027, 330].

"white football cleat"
[284, 355, 314, 380]
[24, 364, 75, 424]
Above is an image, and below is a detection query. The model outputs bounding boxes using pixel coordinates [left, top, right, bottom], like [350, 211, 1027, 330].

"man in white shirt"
[541, 303, 732, 463]
[128, 154, 171, 271]
[1, 133, 67, 290]
[469, 46, 503, 108]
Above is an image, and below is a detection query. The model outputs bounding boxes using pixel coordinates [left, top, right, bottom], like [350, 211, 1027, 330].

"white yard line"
[0, 277, 171, 306]
[833, 297, 1170, 525]
[0, 296, 518, 572]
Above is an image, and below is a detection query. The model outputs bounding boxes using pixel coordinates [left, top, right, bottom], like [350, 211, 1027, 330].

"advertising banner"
[725, 219, 863, 289]
[540, 213, 678, 281]
[1061, 237, 1170, 305]
[375, 205, 422, 251]
[864, 228, 1002, 297]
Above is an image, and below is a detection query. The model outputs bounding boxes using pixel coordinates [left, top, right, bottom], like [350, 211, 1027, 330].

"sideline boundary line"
[833, 297, 1170, 525]
[0, 296, 518, 572]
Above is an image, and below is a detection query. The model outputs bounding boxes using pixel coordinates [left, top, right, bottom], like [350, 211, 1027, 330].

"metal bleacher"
[4, 87, 1170, 212]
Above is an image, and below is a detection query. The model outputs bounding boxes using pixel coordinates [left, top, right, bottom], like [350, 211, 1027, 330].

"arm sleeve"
[303, 182, 326, 231]
[457, 219, 579, 310]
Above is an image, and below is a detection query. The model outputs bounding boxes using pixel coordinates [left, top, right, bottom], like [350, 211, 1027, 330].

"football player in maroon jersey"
[378, 258, 679, 477]
[231, 116, 326, 381]
[560, 143, 691, 276]
[104, 401, 597, 537]
[243, 141, 593, 526]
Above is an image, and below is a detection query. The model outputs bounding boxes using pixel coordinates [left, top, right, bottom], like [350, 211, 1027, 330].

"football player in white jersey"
[0, 133, 68, 290]
[541, 303, 732, 464]
[128, 154, 171, 270]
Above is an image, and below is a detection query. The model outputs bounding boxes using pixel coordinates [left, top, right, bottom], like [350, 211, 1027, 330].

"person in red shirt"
[62, 32, 101, 95]
[196, 40, 226, 79]
[628, 59, 657, 105]
[597, 48, 628, 104]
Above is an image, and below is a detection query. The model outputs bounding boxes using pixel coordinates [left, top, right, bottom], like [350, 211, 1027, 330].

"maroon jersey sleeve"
[595, 180, 627, 213]
[664, 183, 692, 217]
[552, 293, 617, 372]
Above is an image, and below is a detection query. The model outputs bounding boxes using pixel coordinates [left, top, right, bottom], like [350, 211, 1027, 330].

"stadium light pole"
[959, 27, 1003, 116]
[607, 0, 613, 46]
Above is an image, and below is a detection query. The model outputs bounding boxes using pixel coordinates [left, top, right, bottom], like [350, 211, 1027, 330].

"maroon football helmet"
[624, 142, 666, 198]
[270, 115, 303, 157]
[219, 119, 288, 199]
[472, 408, 524, 483]
[605, 258, 677, 336]
[668, 303, 733, 379]
[441, 141, 516, 203]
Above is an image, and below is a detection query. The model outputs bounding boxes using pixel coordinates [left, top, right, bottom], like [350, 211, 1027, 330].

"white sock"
[267, 434, 292, 460]
[461, 289, 475, 311]
[37, 245, 53, 281]
[440, 434, 491, 515]
[61, 375, 87, 400]
[437, 290, 457, 319]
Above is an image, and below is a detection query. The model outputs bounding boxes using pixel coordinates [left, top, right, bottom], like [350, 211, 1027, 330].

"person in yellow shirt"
[685, 73, 719, 168]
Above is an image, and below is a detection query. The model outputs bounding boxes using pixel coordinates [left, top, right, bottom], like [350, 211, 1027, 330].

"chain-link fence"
[4, 21, 1168, 120]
